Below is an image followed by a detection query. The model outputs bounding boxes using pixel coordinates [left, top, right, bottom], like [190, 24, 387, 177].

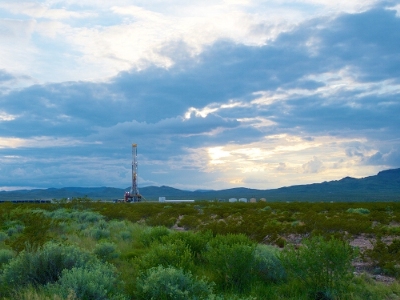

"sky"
[0, 0, 400, 191]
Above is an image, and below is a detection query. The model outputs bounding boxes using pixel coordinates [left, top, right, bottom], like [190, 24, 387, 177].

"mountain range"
[1, 168, 399, 202]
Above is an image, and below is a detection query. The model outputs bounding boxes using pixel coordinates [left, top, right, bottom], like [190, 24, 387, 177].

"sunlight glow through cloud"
[202, 134, 381, 188]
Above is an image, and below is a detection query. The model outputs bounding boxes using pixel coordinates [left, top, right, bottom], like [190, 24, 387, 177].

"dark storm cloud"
[2, 7, 399, 138]
[365, 149, 400, 166]
[91, 114, 240, 142]
[1, 6, 400, 188]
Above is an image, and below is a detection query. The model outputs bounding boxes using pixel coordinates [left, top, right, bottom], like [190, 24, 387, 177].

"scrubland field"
[1, 199, 400, 299]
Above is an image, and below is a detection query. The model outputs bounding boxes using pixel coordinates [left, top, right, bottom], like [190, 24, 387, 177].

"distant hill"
[1, 168, 399, 202]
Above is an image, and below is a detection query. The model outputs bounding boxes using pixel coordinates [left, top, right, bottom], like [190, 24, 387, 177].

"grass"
[0, 200, 399, 299]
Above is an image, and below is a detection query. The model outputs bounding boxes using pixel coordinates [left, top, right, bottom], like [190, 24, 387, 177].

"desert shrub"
[363, 238, 400, 278]
[4, 285, 77, 300]
[0, 231, 8, 242]
[261, 206, 271, 211]
[46, 262, 125, 300]
[204, 234, 256, 292]
[43, 208, 71, 220]
[136, 265, 214, 300]
[178, 215, 202, 229]
[280, 235, 356, 299]
[0, 249, 14, 266]
[4, 210, 53, 252]
[139, 226, 171, 247]
[45, 208, 104, 224]
[346, 274, 400, 300]
[146, 215, 177, 228]
[207, 233, 254, 248]
[108, 220, 129, 235]
[137, 239, 195, 272]
[79, 219, 110, 240]
[93, 242, 120, 262]
[346, 208, 370, 215]
[120, 230, 131, 241]
[86, 227, 110, 240]
[252, 244, 286, 283]
[6, 225, 24, 236]
[72, 210, 104, 223]
[161, 231, 213, 262]
[0, 242, 94, 291]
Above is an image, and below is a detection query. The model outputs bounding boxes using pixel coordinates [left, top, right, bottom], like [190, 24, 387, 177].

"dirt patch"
[171, 215, 186, 231]
[349, 234, 374, 251]
[282, 233, 308, 246]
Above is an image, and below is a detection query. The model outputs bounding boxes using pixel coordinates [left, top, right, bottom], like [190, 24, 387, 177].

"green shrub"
[120, 230, 131, 241]
[0, 249, 14, 266]
[47, 263, 125, 300]
[86, 227, 110, 240]
[44, 208, 71, 220]
[261, 206, 271, 211]
[178, 215, 202, 230]
[0, 231, 9, 242]
[281, 235, 355, 299]
[252, 244, 286, 283]
[139, 226, 171, 247]
[93, 242, 120, 262]
[207, 233, 254, 248]
[72, 210, 104, 223]
[136, 265, 214, 300]
[6, 225, 24, 237]
[4, 285, 77, 300]
[204, 234, 256, 292]
[346, 208, 370, 215]
[4, 210, 52, 252]
[161, 231, 213, 262]
[146, 215, 178, 228]
[0, 242, 94, 291]
[363, 238, 400, 278]
[45, 208, 104, 223]
[138, 239, 195, 272]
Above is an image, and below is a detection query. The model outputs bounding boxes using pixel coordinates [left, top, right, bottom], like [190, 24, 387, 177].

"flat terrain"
[1, 200, 400, 299]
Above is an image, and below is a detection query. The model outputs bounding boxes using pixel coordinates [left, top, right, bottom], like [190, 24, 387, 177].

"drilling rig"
[124, 143, 142, 202]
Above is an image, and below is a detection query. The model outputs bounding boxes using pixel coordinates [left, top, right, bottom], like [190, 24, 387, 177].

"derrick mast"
[131, 143, 139, 199]
[124, 143, 141, 202]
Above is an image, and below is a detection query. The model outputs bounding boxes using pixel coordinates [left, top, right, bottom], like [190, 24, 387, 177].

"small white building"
[250, 198, 257, 203]
[239, 198, 248, 203]
[228, 198, 238, 202]
[159, 197, 194, 203]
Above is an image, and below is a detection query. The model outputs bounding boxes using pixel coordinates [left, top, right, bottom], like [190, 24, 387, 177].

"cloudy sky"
[1, 0, 400, 191]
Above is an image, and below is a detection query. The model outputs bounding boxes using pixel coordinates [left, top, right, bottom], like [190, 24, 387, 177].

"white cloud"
[0, 136, 96, 149]
[0, 0, 383, 85]
[251, 68, 400, 109]
[0, 111, 17, 121]
[0, 2, 96, 19]
[0, 137, 24, 149]
[237, 117, 276, 128]
[302, 156, 324, 173]
[297, 0, 377, 12]
[184, 100, 246, 119]
[389, 4, 400, 16]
